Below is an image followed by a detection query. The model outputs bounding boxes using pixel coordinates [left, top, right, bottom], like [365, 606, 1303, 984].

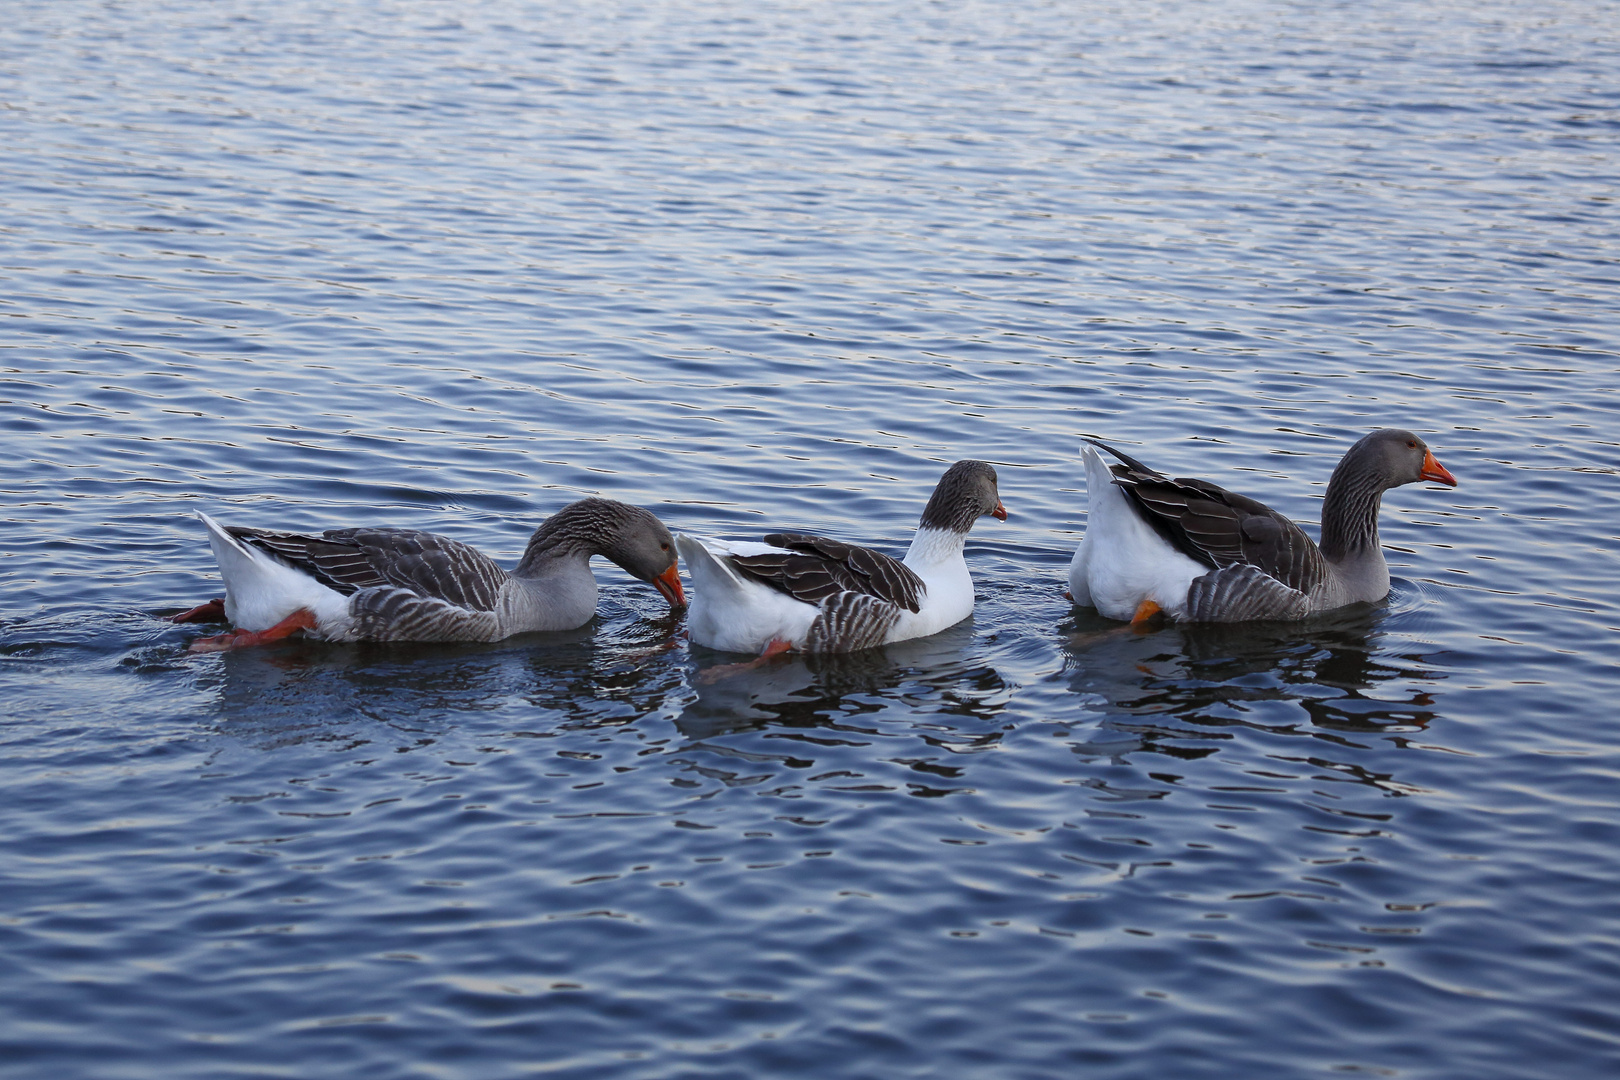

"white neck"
[903, 526, 966, 569]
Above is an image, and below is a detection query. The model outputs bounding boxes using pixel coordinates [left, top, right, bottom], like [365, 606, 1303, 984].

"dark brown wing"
[228, 526, 508, 612]
[1090, 440, 1326, 595]
[729, 532, 925, 613]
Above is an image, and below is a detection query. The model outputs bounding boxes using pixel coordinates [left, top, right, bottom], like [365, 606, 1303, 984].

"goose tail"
[196, 512, 347, 634]
[673, 533, 751, 602]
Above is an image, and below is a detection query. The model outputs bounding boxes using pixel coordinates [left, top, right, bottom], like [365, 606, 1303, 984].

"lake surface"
[3, 1, 1618, 1076]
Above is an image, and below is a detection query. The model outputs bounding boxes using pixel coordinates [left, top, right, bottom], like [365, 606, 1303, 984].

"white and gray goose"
[676, 460, 1006, 655]
[1068, 429, 1457, 624]
[175, 498, 685, 651]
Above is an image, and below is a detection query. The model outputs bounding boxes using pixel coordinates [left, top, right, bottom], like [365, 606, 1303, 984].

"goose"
[1067, 429, 1457, 624]
[174, 498, 685, 652]
[675, 460, 1006, 655]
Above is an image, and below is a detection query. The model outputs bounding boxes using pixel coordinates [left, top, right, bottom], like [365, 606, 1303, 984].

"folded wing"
[729, 532, 925, 613]
[227, 526, 508, 612]
[1088, 440, 1326, 595]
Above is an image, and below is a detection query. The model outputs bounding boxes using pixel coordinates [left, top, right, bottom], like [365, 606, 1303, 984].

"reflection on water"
[202, 610, 686, 744]
[670, 622, 1012, 798]
[678, 621, 996, 736]
[1060, 602, 1443, 781]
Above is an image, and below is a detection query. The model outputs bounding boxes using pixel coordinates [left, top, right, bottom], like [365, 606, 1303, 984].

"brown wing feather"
[730, 532, 925, 613]
[1094, 447, 1327, 595]
[229, 526, 508, 612]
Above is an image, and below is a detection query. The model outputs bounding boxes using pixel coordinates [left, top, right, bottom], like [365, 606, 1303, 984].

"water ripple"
[2, 1, 1618, 1077]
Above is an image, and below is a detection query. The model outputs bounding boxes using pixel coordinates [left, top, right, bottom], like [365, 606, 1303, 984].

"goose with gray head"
[1068, 429, 1457, 624]
[175, 498, 685, 651]
[676, 460, 1006, 655]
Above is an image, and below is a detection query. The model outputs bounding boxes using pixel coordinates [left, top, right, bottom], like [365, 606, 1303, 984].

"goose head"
[1351, 429, 1458, 490]
[563, 499, 686, 608]
[919, 460, 1008, 533]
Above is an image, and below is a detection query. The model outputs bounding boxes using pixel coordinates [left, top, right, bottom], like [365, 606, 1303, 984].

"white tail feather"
[196, 512, 349, 634]
[673, 533, 750, 599]
[674, 533, 818, 654]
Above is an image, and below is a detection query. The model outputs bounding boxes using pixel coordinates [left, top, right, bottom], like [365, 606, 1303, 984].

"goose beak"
[991, 499, 1008, 521]
[654, 563, 687, 609]
[1419, 450, 1457, 487]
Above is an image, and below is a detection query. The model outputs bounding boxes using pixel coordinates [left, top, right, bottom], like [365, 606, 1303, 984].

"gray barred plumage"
[732, 532, 925, 612]
[231, 526, 507, 611]
[1184, 564, 1312, 622]
[194, 498, 683, 647]
[804, 591, 905, 654]
[1078, 430, 1456, 622]
[348, 587, 505, 642]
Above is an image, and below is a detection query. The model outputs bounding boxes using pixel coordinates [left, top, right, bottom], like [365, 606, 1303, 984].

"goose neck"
[513, 505, 610, 578]
[513, 533, 595, 579]
[1319, 460, 1386, 562]
[904, 526, 966, 568]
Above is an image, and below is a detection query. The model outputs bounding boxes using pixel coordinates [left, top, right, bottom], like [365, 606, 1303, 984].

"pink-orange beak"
[991, 499, 1008, 521]
[1419, 449, 1457, 487]
[654, 562, 686, 609]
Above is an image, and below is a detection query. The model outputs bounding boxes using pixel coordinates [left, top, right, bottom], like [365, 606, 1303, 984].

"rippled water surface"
[4, 1, 1619, 1076]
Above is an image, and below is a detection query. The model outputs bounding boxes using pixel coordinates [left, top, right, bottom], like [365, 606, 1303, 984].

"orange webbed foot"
[696, 638, 795, 684]
[189, 609, 317, 653]
[1129, 600, 1164, 634]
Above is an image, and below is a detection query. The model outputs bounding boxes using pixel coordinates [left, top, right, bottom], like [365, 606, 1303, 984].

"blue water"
[3, 1, 1619, 1076]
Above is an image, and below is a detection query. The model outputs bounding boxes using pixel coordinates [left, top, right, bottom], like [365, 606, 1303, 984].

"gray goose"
[175, 498, 685, 651]
[675, 460, 1006, 655]
[1067, 429, 1457, 623]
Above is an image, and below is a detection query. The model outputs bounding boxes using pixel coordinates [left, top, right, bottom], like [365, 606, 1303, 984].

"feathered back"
[731, 532, 925, 613]
[1086, 439, 1326, 594]
[228, 526, 507, 611]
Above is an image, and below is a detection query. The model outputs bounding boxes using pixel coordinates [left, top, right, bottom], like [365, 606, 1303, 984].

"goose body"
[1068, 430, 1457, 623]
[677, 460, 1006, 655]
[184, 499, 684, 651]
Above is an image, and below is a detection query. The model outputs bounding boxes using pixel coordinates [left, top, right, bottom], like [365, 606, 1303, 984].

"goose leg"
[170, 598, 227, 623]
[696, 638, 795, 683]
[189, 608, 317, 653]
[1130, 600, 1164, 633]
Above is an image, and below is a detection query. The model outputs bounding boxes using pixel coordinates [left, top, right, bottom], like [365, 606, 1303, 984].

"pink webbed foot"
[189, 608, 317, 653]
[697, 638, 795, 684]
[171, 598, 227, 624]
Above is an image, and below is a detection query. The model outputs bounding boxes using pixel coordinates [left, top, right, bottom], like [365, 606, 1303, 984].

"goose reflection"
[676, 620, 1005, 741]
[1060, 600, 1444, 761]
[200, 612, 685, 743]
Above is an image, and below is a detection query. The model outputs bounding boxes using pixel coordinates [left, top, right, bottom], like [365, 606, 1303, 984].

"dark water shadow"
[1059, 602, 1446, 772]
[192, 609, 689, 747]
[675, 620, 1007, 742]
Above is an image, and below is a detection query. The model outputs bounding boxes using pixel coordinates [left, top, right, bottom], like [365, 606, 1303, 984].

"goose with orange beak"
[1068, 429, 1457, 624]
[174, 498, 684, 651]
[677, 460, 1005, 655]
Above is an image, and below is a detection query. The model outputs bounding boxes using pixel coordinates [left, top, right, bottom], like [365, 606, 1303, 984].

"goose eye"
[1407, 440, 1417, 448]
[661, 543, 670, 551]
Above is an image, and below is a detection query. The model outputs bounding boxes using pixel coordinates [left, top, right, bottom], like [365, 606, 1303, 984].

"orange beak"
[991, 499, 1008, 521]
[1419, 449, 1457, 487]
[653, 562, 686, 609]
